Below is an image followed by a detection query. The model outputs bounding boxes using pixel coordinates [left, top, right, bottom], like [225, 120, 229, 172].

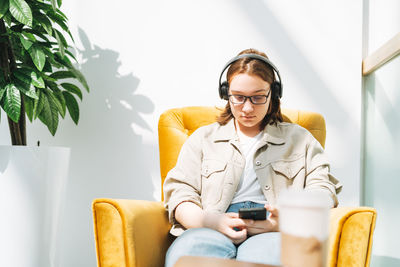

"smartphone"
[238, 207, 267, 220]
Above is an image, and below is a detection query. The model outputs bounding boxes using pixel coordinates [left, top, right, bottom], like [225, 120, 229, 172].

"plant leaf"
[54, 91, 66, 117]
[0, 1, 9, 19]
[54, 29, 68, 47]
[57, 0, 62, 8]
[42, 59, 53, 72]
[12, 69, 31, 84]
[62, 91, 79, 124]
[70, 68, 89, 92]
[54, 30, 65, 57]
[9, 0, 32, 27]
[32, 1, 52, 12]
[19, 36, 33, 50]
[3, 83, 21, 122]
[36, 41, 53, 49]
[42, 47, 63, 69]
[64, 49, 77, 62]
[41, 73, 57, 83]
[28, 45, 46, 71]
[30, 71, 45, 88]
[66, 29, 74, 43]
[23, 28, 50, 42]
[56, 8, 68, 20]
[49, 70, 74, 79]
[49, 69, 89, 92]
[51, 0, 57, 10]
[33, 90, 44, 119]
[3, 10, 12, 25]
[45, 80, 60, 93]
[54, 52, 73, 68]
[34, 11, 53, 35]
[60, 82, 82, 100]
[22, 31, 36, 42]
[23, 94, 34, 122]
[48, 90, 65, 118]
[13, 68, 45, 89]
[46, 9, 68, 32]
[38, 90, 59, 135]
[0, 86, 6, 101]
[14, 79, 39, 99]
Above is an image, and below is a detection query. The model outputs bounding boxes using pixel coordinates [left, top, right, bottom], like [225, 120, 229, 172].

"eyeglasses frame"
[228, 89, 271, 105]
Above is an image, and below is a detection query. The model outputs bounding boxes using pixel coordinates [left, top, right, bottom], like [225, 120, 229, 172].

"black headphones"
[218, 53, 283, 100]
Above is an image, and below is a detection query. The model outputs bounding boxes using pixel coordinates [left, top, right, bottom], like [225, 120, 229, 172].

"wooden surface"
[174, 256, 280, 267]
[362, 32, 400, 75]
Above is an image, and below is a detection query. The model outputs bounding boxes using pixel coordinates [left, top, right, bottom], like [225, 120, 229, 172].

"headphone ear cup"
[271, 81, 282, 99]
[219, 81, 229, 100]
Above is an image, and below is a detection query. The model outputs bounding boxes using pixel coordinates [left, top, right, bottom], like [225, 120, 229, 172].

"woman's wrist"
[202, 212, 219, 230]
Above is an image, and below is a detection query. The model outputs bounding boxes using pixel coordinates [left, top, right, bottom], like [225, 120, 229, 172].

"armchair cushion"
[327, 207, 377, 267]
[92, 199, 172, 267]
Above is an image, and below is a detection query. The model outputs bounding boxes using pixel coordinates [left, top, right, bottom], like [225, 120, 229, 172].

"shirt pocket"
[271, 156, 305, 180]
[201, 159, 227, 205]
[201, 159, 226, 178]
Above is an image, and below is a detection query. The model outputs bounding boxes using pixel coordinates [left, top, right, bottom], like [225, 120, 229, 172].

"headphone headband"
[218, 53, 283, 99]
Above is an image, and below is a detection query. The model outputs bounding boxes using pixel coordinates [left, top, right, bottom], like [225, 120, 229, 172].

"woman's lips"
[242, 115, 255, 119]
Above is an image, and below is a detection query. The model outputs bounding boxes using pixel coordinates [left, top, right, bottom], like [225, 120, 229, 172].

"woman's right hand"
[175, 202, 247, 244]
[203, 212, 247, 244]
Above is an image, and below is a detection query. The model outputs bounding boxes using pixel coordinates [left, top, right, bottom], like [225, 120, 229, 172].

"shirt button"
[264, 185, 270, 190]
[255, 161, 261, 166]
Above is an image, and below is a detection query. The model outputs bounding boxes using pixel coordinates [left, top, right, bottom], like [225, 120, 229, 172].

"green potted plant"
[0, 1, 89, 265]
[0, 0, 89, 145]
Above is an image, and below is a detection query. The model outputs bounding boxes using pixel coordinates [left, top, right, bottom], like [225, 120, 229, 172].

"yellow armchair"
[92, 106, 376, 267]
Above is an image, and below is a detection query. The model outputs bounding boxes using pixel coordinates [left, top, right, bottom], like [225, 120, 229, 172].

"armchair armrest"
[327, 207, 377, 267]
[92, 199, 173, 267]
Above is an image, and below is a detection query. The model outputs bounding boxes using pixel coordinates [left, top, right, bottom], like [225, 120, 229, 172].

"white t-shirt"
[231, 131, 268, 204]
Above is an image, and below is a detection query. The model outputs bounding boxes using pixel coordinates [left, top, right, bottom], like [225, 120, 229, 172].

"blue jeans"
[164, 201, 281, 267]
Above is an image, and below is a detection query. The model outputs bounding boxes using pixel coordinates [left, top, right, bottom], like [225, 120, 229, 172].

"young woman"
[163, 48, 342, 267]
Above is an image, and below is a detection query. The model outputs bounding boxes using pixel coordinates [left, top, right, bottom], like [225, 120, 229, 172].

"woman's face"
[229, 73, 271, 136]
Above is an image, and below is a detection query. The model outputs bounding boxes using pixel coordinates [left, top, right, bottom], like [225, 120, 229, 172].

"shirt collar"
[213, 119, 285, 145]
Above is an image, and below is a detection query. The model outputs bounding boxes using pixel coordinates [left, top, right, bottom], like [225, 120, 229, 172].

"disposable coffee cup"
[278, 189, 332, 267]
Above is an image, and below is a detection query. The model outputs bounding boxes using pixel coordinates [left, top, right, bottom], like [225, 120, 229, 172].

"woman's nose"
[242, 98, 254, 112]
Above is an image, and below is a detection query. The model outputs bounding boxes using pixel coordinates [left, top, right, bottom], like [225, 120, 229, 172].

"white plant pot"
[0, 146, 70, 267]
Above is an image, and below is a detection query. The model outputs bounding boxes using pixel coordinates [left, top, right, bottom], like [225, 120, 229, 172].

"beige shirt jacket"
[163, 119, 342, 236]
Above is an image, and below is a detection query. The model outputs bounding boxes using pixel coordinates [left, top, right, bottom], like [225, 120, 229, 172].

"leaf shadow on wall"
[59, 27, 157, 266]
[68, 28, 156, 200]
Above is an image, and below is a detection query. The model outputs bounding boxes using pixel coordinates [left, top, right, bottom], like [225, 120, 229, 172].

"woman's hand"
[203, 212, 248, 244]
[243, 205, 280, 236]
[175, 202, 247, 244]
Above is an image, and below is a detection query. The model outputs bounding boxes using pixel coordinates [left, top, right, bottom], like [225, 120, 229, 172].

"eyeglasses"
[228, 90, 271, 105]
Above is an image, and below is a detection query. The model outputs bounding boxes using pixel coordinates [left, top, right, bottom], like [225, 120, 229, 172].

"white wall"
[0, 1, 362, 266]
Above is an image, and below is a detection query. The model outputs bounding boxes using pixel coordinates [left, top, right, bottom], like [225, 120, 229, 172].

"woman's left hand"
[243, 204, 279, 236]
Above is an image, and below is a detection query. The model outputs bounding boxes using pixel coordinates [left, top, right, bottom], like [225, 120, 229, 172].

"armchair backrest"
[158, 106, 326, 200]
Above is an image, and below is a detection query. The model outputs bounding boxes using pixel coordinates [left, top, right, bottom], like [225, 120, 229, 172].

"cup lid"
[277, 189, 332, 209]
